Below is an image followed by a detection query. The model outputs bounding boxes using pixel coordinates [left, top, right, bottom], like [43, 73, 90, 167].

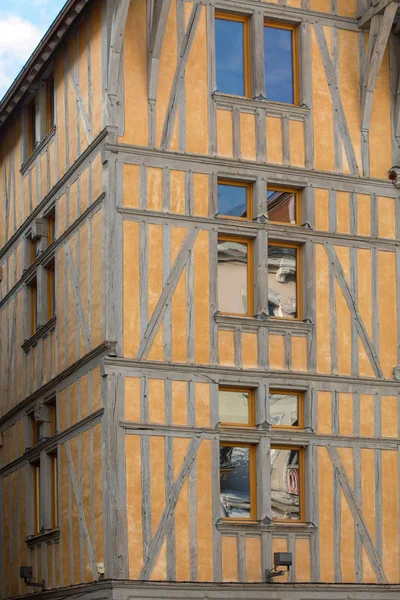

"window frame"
[215, 12, 251, 98]
[270, 444, 305, 523]
[219, 441, 257, 522]
[218, 179, 253, 220]
[264, 20, 300, 106]
[268, 240, 302, 321]
[219, 386, 256, 428]
[267, 185, 301, 226]
[218, 234, 254, 318]
[270, 389, 304, 430]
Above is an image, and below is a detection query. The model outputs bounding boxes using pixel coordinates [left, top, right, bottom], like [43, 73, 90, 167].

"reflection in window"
[218, 182, 249, 218]
[264, 25, 296, 104]
[216, 16, 247, 97]
[220, 444, 252, 519]
[268, 245, 298, 319]
[270, 392, 300, 427]
[271, 447, 302, 520]
[218, 238, 250, 315]
[219, 388, 253, 425]
[267, 188, 297, 224]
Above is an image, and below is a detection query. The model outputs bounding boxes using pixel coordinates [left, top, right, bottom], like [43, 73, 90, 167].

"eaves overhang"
[0, 0, 90, 128]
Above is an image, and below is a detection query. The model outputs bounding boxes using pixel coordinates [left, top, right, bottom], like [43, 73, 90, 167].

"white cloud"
[0, 15, 44, 99]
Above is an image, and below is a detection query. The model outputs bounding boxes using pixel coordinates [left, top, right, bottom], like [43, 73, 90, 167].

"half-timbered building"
[1, 0, 400, 598]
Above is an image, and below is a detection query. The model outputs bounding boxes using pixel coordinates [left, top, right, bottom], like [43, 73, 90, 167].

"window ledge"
[217, 520, 316, 534]
[20, 125, 56, 175]
[26, 527, 60, 548]
[215, 314, 313, 333]
[22, 316, 56, 353]
[213, 92, 310, 119]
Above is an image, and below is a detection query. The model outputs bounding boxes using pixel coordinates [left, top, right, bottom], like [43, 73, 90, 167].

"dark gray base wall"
[7, 581, 400, 600]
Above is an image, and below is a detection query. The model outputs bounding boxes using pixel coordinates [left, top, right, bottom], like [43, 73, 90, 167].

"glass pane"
[218, 183, 248, 218]
[218, 239, 248, 314]
[268, 245, 297, 319]
[271, 448, 300, 520]
[264, 26, 294, 104]
[220, 445, 251, 518]
[216, 18, 245, 96]
[270, 393, 299, 427]
[267, 189, 297, 224]
[219, 389, 251, 424]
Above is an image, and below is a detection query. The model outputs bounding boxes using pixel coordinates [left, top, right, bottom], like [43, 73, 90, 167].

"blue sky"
[0, 0, 66, 99]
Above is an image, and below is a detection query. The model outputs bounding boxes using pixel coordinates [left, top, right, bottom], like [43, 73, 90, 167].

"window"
[33, 462, 41, 533]
[264, 22, 298, 104]
[46, 75, 55, 133]
[29, 278, 38, 335]
[268, 242, 301, 319]
[271, 446, 304, 521]
[218, 180, 252, 219]
[219, 387, 255, 426]
[220, 443, 256, 520]
[50, 452, 58, 528]
[215, 13, 250, 97]
[28, 99, 37, 156]
[270, 390, 303, 428]
[46, 260, 55, 320]
[31, 413, 41, 445]
[267, 186, 300, 225]
[218, 236, 253, 316]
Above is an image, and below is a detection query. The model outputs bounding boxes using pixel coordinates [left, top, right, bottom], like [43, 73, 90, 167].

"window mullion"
[251, 12, 266, 99]
[254, 230, 269, 317]
[36, 264, 48, 329]
[258, 436, 271, 521]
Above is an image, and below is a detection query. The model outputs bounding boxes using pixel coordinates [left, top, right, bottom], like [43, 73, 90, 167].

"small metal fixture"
[20, 566, 45, 591]
[266, 552, 293, 583]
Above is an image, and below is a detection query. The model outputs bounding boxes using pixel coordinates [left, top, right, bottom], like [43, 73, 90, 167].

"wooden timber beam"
[148, 0, 172, 101]
[361, 2, 398, 133]
[107, 0, 131, 107]
[359, 0, 400, 28]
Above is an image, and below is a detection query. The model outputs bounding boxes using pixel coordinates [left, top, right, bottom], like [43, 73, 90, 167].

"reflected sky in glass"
[264, 26, 294, 104]
[216, 18, 245, 96]
[218, 183, 248, 217]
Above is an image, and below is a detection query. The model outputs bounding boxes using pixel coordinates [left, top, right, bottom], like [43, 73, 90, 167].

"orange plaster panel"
[336, 278, 352, 376]
[339, 30, 362, 174]
[316, 244, 331, 373]
[196, 440, 213, 581]
[219, 330, 235, 366]
[381, 396, 398, 438]
[194, 173, 209, 217]
[338, 0, 357, 17]
[195, 382, 210, 427]
[147, 224, 164, 360]
[291, 336, 307, 372]
[217, 109, 233, 158]
[336, 192, 350, 234]
[172, 380, 187, 426]
[357, 194, 371, 237]
[242, 332, 258, 369]
[338, 393, 353, 436]
[121, 0, 148, 145]
[378, 197, 395, 239]
[123, 164, 140, 208]
[151, 539, 167, 581]
[318, 394, 333, 437]
[359, 395, 375, 438]
[125, 377, 141, 422]
[295, 538, 311, 582]
[170, 170, 186, 214]
[315, 189, 330, 232]
[382, 451, 399, 582]
[318, 447, 335, 581]
[361, 449, 376, 547]
[269, 334, 285, 370]
[69, 382, 78, 426]
[312, 26, 334, 172]
[245, 537, 262, 582]
[266, 117, 283, 164]
[240, 112, 256, 161]
[222, 536, 238, 582]
[310, 0, 330, 11]
[186, 7, 208, 155]
[378, 251, 397, 378]
[123, 221, 140, 357]
[147, 167, 163, 212]
[148, 379, 165, 424]
[289, 120, 305, 167]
